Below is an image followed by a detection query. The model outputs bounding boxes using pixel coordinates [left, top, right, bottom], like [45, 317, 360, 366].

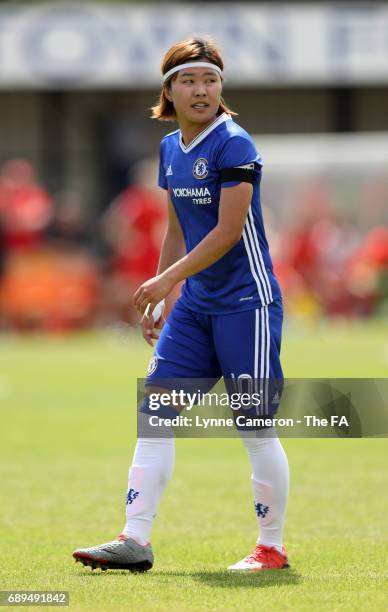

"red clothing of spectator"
[106, 185, 166, 281]
[0, 159, 53, 251]
[357, 227, 388, 268]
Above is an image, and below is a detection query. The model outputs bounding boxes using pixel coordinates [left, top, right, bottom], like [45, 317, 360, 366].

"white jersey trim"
[242, 205, 272, 307]
[244, 219, 269, 304]
[164, 128, 180, 138]
[242, 229, 266, 305]
[179, 113, 231, 154]
[254, 309, 259, 380]
[253, 305, 271, 416]
[260, 306, 266, 413]
[247, 207, 273, 302]
[254, 306, 270, 416]
[264, 305, 270, 415]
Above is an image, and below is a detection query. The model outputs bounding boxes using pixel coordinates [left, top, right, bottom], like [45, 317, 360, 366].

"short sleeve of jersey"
[216, 135, 262, 188]
[158, 141, 168, 190]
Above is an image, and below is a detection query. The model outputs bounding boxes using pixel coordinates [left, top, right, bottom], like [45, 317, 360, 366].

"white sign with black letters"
[0, 3, 387, 88]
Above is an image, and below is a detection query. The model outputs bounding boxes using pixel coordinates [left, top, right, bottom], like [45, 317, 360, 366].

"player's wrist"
[162, 266, 182, 286]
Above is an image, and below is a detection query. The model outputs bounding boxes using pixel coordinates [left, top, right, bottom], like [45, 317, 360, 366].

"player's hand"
[133, 274, 174, 316]
[140, 313, 165, 347]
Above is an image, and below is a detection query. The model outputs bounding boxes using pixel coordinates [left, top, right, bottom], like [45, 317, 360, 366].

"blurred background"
[0, 0, 387, 332]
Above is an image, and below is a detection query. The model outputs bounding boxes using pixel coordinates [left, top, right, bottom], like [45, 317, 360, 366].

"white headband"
[163, 61, 222, 83]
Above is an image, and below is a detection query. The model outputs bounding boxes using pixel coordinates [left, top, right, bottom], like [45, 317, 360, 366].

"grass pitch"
[1, 321, 388, 611]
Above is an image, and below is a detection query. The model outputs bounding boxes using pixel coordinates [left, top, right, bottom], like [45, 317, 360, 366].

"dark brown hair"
[151, 37, 237, 121]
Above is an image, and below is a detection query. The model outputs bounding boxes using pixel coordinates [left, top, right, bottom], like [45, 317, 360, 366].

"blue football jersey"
[158, 112, 281, 314]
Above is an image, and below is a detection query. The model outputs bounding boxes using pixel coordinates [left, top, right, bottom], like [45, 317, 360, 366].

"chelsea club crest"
[193, 158, 209, 180]
[147, 356, 158, 375]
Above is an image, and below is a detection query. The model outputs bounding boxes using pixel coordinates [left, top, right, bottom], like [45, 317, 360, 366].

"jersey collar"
[179, 113, 231, 154]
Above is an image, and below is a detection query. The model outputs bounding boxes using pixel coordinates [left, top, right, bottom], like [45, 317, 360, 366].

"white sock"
[122, 436, 175, 545]
[242, 429, 289, 552]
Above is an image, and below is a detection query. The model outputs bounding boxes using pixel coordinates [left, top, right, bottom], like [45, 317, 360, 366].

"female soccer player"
[73, 37, 290, 573]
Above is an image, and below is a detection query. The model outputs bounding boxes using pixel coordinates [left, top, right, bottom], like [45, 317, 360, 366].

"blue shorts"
[145, 297, 284, 420]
